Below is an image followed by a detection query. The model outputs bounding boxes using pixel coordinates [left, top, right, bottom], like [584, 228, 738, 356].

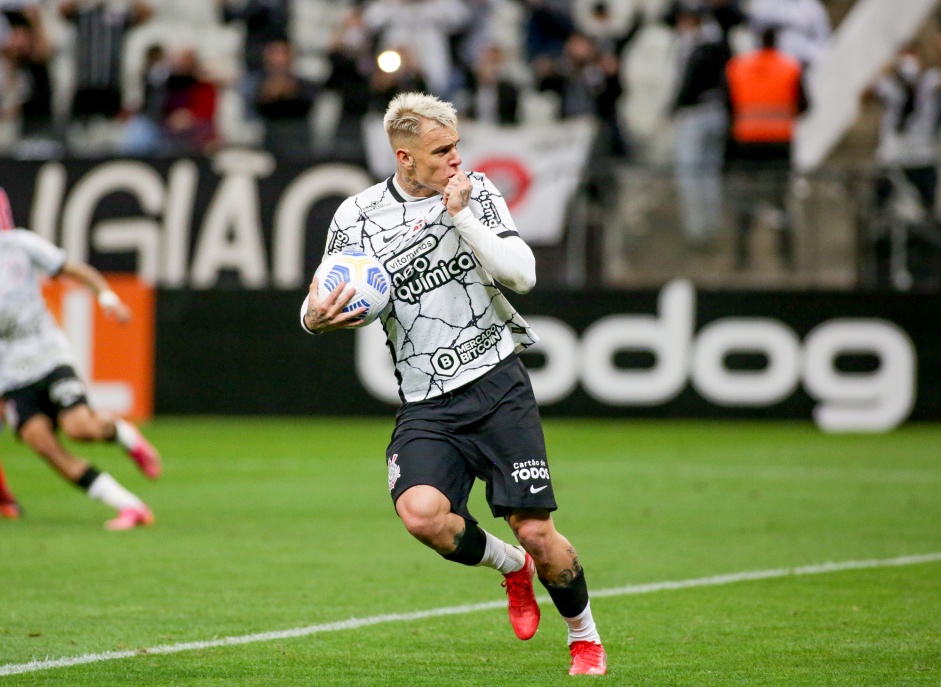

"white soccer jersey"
[0, 229, 75, 394]
[325, 172, 538, 402]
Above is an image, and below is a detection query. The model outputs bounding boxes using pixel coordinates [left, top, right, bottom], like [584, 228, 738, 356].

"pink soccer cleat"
[568, 641, 608, 676]
[0, 499, 21, 519]
[0, 480, 21, 519]
[501, 551, 541, 640]
[127, 429, 162, 480]
[105, 505, 155, 531]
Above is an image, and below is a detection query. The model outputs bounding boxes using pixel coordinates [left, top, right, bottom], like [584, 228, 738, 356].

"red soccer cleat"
[568, 641, 608, 676]
[127, 429, 162, 480]
[0, 480, 21, 519]
[105, 505, 155, 531]
[0, 499, 21, 519]
[501, 551, 540, 640]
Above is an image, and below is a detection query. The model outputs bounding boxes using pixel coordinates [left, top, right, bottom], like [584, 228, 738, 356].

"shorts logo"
[49, 377, 85, 408]
[388, 454, 401, 491]
[529, 485, 548, 494]
[512, 460, 550, 484]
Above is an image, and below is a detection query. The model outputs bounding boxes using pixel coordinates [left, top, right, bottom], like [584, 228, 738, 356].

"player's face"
[408, 123, 462, 195]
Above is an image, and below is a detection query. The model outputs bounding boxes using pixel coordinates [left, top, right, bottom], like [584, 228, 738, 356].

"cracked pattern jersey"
[0, 229, 73, 395]
[324, 172, 538, 403]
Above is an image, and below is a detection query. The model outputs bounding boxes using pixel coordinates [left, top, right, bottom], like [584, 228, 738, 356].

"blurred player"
[301, 92, 606, 676]
[0, 222, 161, 530]
[0, 192, 22, 520]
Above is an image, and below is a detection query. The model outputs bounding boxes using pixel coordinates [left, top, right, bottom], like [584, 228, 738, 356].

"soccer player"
[0, 228, 161, 530]
[300, 92, 606, 676]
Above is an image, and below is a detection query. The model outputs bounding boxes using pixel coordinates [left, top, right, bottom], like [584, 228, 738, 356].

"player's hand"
[442, 170, 472, 216]
[304, 275, 366, 333]
[98, 290, 131, 324]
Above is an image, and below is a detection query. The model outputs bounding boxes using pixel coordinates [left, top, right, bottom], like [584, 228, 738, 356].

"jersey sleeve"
[322, 196, 366, 260]
[452, 173, 535, 293]
[11, 229, 66, 275]
[467, 172, 520, 238]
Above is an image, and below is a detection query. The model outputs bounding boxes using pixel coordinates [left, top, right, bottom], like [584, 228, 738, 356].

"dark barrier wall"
[155, 283, 940, 429]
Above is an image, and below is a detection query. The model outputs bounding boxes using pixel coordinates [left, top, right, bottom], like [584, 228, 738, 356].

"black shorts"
[386, 354, 557, 523]
[2, 366, 89, 434]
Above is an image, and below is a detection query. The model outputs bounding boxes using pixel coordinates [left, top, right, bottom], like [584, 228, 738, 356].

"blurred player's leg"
[115, 418, 162, 480]
[59, 405, 162, 480]
[20, 415, 154, 530]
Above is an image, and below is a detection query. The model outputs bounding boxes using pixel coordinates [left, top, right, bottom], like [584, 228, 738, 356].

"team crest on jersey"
[476, 190, 502, 228]
[388, 454, 401, 491]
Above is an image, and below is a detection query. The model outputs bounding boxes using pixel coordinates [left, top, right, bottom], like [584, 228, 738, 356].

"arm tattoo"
[459, 188, 470, 208]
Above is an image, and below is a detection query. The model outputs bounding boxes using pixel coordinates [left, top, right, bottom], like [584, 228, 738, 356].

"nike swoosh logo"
[380, 233, 400, 245]
[529, 485, 548, 494]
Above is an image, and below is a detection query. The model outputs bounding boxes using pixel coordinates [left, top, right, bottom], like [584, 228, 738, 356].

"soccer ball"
[315, 250, 391, 325]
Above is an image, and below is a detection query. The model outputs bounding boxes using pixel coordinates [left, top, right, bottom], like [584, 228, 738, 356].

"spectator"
[0, 4, 55, 149]
[449, 0, 501, 92]
[668, 4, 730, 249]
[217, 0, 290, 122]
[747, 0, 830, 69]
[866, 43, 941, 289]
[254, 39, 317, 159]
[521, 0, 575, 62]
[122, 43, 170, 155]
[160, 47, 220, 155]
[0, 0, 40, 28]
[362, 0, 470, 98]
[724, 27, 807, 269]
[577, 0, 641, 59]
[869, 43, 941, 211]
[462, 42, 520, 125]
[323, 5, 373, 162]
[535, 32, 628, 157]
[59, 0, 153, 122]
[704, 0, 746, 45]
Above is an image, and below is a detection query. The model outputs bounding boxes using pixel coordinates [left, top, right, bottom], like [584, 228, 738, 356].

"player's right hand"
[304, 275, 367, 333]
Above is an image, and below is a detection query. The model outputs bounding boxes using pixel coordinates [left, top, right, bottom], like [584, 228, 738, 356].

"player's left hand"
[442, 170, 472, 216]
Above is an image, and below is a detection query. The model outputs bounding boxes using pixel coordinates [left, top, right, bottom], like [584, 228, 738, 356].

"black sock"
[75, 466, 101, 491]
[540, 569, 590, 618]
[441, 520, 487, 566]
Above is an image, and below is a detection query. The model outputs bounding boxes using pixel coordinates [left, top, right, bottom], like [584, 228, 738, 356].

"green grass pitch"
[1, 418, 939, 686]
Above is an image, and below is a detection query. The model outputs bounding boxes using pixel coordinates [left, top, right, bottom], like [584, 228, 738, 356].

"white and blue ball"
[315, 251, 391, 325]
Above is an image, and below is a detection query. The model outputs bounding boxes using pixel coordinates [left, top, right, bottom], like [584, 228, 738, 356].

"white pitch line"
[2, 551, 940, 677]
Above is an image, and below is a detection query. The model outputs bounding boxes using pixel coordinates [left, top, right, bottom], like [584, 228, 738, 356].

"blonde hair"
[383, 92, 458, 144]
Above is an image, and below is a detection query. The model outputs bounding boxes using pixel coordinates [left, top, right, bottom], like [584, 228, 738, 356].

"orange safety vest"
[726, 49, 803, 144]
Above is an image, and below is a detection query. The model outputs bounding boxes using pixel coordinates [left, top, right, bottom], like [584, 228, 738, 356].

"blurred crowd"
[0, 0, 841, 162]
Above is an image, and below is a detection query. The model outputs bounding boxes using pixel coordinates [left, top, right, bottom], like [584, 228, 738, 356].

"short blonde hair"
[383, 92, 458, 144]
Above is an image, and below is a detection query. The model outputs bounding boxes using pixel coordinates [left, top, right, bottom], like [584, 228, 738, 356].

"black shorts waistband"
[409, 353, 521, 406]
